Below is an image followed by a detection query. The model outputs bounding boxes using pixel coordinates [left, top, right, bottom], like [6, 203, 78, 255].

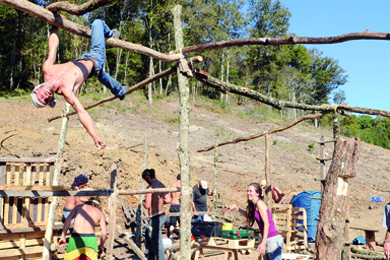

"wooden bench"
[350, 226, 379, 250]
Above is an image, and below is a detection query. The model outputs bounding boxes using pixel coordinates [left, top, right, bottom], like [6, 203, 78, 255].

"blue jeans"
[145, 213, 166, 260]
[265, 234, 284, 260]
[80, 19, 126, 100]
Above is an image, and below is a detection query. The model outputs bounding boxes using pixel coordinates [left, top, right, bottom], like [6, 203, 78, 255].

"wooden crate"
[0, 158, 55, 229]
[271, 204, 308, 252]
[0, 158, 55, 259]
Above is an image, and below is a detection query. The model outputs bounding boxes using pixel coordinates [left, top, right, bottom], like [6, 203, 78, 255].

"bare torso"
[72, 204, 104, 234]
[44, 60, 93, 96]
[170, 180, 181, 204]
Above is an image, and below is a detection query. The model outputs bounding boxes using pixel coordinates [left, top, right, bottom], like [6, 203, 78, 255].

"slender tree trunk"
[291, 90, 297, 119]
[173, 5, 192, 260]
[220, 50, 224, 101]
[315, 137, 361, 260]
[124, 51, 130, 84]
[264, 135, 272, 207]
[212, 145, 219, 220]
[158, 45, 163, 95]
[148, 56, 154, 104]
[225, 50, 230, 102]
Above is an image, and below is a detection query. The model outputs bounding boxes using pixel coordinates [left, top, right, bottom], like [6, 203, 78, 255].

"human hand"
[58, 237, 66, 250]
[98, 245, 104, 256]
[94, 138, 107, 149]
[224, 204, 237, 213]
[256, 242, 266, 256]
[384, 241, 390, 259]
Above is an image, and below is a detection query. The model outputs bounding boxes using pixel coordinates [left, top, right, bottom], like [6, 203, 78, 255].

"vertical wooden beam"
[264, 135, 271, 207]
[135, 137, 147, 249]
[344, 218, 351, 260]
[319, 135, 326, 192]
[172, 5, 192, 260]
[212, 145, 219, 220]
[43, 103, 70, 260]
[106, 163, 118, 260]
[0, 162, 6, 229]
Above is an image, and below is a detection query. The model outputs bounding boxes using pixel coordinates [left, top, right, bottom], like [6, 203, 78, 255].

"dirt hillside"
[1, 93, 389, 259]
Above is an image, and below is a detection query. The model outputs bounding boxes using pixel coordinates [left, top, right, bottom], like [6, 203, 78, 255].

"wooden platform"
[193, 237, 255, 260]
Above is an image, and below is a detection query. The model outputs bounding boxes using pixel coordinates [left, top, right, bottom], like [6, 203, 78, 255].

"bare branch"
[177, 31, 390, 54]
[47, 0, 121, 16]
[197, 111, 332, 152]
[0, 0, 181, 63]
[194, 72, 390, 118]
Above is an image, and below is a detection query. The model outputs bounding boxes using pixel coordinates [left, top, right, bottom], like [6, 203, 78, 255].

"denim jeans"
[265, 234, 284, 260]
[80, 19, 126, 100]
[145, 213, 166, 260]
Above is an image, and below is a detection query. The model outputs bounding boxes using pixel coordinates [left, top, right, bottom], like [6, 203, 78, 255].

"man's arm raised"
[62, 88, 107, 149]
[43, 26, 59, 74]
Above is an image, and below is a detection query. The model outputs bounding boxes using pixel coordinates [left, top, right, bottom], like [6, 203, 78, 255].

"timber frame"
[0, 1, 388, 260]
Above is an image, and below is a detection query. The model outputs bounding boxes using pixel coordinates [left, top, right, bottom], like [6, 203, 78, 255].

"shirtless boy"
[168, 174, 181, 238]
[261, 179, 287, 204]
[142, 169, 171, 260]
[63, 174, 89, 222]
[31, 18, 126, 149]
[59, 197, 107, 260]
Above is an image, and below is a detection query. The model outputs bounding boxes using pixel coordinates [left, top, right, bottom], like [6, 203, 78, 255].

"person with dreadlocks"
[225, 182, 284, 260]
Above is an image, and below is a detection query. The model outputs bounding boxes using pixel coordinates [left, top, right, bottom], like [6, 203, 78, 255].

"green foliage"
[341, 115, 390, 149]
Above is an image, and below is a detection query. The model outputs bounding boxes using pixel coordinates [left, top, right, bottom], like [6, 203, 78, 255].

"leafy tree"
[245, 0, 291, 98]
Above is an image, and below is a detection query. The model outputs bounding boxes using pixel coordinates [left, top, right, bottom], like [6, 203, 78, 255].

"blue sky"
[282, 0, 390, 112]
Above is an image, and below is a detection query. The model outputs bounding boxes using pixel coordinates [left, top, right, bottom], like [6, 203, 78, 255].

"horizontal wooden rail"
[119, 187, 180, 195]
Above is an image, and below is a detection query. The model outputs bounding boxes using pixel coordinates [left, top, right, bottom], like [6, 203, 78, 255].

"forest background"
[1, 0, 389, 150]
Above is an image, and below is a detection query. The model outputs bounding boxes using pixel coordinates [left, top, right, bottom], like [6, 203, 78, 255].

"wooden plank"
[0, 158, 56, 163]
[0, 245, 43, 257]
[0, 189, 112, 197]
[107, 164, 118, 259]
[350, 226, 379, 232]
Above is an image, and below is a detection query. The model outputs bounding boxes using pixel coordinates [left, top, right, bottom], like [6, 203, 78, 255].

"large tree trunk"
[315, 137, 361, 260]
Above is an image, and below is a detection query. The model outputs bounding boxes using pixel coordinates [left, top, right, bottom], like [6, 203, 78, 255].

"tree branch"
[194, 72, 390, 118]
[197, 111, 332, 152]
[0, 0, 181, 63]
[178, 31, 390, 54]
[47, 0, 121, 16]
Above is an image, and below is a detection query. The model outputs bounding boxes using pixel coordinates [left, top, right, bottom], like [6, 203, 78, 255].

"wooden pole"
[264, 135, 272, 207]
[172, 5, 192, 260]
[106, 164, 118, 260]
[212, 144, 219, 220]
[344, 218, 351, 260]
[135, 137, 147, 249]
[319, 135, 326, 192]
[43, 103, 70, 260]
[315, 138, 361, 260]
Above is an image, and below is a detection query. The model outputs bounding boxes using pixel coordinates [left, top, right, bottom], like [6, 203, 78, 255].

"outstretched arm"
[62, 88, 107, 148]
[224, 204, 247, 217]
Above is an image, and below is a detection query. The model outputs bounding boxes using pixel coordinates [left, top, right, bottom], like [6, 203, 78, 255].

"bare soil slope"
[1, 93, 389, 259]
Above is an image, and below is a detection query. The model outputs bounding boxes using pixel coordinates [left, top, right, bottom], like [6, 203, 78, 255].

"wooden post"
[212, 144, 219, 220]
[264, 135, 271, 207]
[315, 138, 360, 260]
[135, 137, 147, 249]
[319, 135, 326, 192]
[43, 103, 70, 260]
[333, 112, 340, 140]
[106, 164, 118, 260]
[344, 218, 351, 260]
[172, 5, 192, 260]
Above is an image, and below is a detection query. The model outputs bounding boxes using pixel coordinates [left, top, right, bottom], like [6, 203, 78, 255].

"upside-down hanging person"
[31, 17, 126, 149]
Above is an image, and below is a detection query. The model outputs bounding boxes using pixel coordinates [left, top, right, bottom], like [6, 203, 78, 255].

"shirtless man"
[167, 174, 181, 238]
[63, 174, 89, 222]
[142, 169, 171, 260]
[31, 18, 126, 149]
[261, 179, 287, 204]
[59, 197, 107, 260]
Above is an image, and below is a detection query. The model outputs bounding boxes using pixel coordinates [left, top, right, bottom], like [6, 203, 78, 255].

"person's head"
[246, 182, 263, 227]
[87, 197, 101, 209]
[199, 180, 208, 190]
[176, 174, 181, 181]
[142, 168, 156, 185]
[31, 83, 56, 108]
[71, 174, 89, 188]
[260, 179, 268, 189]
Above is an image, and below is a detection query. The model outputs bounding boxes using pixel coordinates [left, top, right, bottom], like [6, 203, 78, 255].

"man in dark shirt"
[192, 180, 213, 220]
